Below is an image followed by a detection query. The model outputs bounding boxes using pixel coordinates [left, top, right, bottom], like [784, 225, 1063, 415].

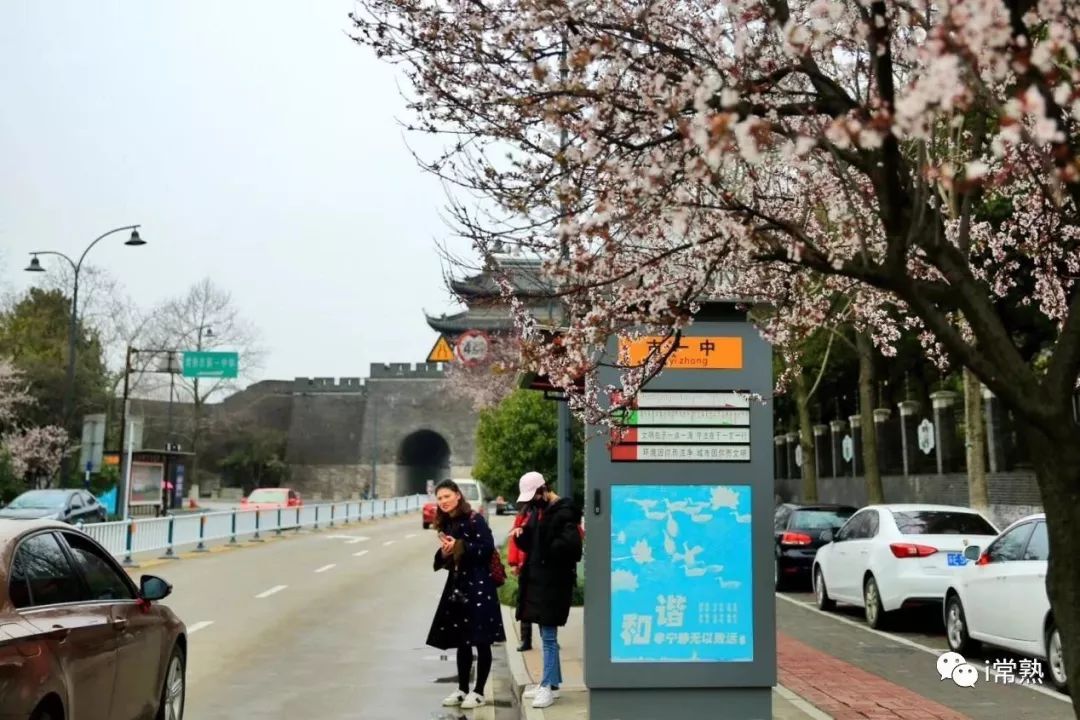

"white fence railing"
[81, 495, 426, 564]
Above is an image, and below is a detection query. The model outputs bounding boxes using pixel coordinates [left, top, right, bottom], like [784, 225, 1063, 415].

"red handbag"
[490, 549, 507, 587]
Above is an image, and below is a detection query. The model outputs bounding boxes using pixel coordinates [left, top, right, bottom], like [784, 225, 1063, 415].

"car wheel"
[1047, 623, 1069, 694]
[157, 645, 186, 720]
[774, 555, 788, 592]
[945, 594, 978, 654]
[814, 567, 835, 611]
[29, 705, 58, 720]
[863, 575, 889, 629]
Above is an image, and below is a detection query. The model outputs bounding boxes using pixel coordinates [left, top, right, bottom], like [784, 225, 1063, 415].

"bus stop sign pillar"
[584, 303, 776, 719]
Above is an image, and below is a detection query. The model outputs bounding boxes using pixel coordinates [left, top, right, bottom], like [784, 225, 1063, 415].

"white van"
[453, 479, 488, 519]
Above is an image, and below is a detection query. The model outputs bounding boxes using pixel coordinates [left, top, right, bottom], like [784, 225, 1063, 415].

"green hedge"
[497, 539, 584, 607]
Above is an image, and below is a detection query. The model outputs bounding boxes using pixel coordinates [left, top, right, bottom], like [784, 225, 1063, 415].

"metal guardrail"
[81, 494, 427, 565]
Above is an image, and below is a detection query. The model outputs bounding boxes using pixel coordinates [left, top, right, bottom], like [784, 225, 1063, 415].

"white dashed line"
[255, 585, 288, 599]
[405, 533, 417, 539]
[314, 564, 337, 573]
[353, 550, 370, 558]
[187, 621, 214, 635]
[776, 594, 1071, 703]
[383, 540, 396, 547]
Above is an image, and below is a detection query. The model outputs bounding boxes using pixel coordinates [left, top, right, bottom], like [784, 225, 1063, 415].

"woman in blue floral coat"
[427, 479, 506, 710]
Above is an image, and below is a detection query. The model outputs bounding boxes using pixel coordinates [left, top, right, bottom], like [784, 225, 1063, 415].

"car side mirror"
[963, 545, 981, 561]
[140, 575, 173, 602]
[821, 530, 834, 543]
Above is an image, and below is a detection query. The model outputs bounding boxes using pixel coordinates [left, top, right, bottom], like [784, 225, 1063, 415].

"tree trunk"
[1023, 423, 1080, 710]
[794, 370, 818, 503]
[856, 331, 884, 503]
[964, 368, 990, 514]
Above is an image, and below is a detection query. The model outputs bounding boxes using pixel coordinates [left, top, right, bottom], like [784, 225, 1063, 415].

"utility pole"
[117, 346, 133, 519]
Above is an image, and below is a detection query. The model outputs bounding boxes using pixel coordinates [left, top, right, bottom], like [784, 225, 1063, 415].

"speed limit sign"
[455, 330, 491, 367]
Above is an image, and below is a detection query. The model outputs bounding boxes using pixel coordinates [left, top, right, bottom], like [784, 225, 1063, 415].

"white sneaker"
[523, 685, 561, 699]
[531, 686, 556, 708]
[442, 689, 466, 706]
[460, 691, 486, 710]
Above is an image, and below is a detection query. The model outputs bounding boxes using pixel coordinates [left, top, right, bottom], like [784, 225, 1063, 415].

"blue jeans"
[540, 625, 562, 688]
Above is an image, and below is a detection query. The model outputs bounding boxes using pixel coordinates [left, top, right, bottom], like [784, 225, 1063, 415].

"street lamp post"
[25, 225, 145, 431]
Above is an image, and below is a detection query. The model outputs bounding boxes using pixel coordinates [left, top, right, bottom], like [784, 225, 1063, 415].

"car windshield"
[790, 509, 854, 530]
[458, 483, 480, 501]
[248, 489, 288, 503]
[7, 490, 68, 510]
[892, 510, 997, 536]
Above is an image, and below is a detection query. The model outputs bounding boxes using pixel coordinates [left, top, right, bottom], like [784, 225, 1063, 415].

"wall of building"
[111, 365, 482, 500]
[774, 471, 1043, 530]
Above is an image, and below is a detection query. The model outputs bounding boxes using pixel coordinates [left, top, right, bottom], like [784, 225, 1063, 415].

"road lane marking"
[383, 540, 396, 546]
[328, 534, 370, 544]
[255, 585, 288, 599]
[775, 593, 1071, 704]
[315, 564, 337, 573]
[405, 533, 417, 539]
[353, 550, 370, 558]
[187, 621, 214, 635]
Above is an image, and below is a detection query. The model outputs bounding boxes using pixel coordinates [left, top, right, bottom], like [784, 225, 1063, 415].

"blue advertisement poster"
[610, 484, 753, 663]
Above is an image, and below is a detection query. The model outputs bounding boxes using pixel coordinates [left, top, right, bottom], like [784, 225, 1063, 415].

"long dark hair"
[433, 479, 472, 531]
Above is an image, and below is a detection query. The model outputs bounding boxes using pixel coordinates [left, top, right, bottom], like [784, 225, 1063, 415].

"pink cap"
[517, 471, 546, 503]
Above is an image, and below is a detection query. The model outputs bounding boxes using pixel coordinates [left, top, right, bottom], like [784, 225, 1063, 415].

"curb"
[502, 604, 533, 705]
[775, 684, 834, 720]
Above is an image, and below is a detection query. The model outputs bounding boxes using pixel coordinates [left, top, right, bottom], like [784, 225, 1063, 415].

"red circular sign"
[455, 330, 491, 367]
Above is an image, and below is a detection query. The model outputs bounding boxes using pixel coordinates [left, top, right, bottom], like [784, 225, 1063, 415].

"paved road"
[131, 512, 516, 719]
[778, 586, 1074, 718]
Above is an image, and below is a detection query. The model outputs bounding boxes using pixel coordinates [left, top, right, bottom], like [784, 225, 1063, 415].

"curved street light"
[25, 225, 145, 428]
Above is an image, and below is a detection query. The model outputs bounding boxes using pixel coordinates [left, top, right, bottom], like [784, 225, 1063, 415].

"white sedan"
[813, 504, 999, 629]
[943, 513, 1068, 693]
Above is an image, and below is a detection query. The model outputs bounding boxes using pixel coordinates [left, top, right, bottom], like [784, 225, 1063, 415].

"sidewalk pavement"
[499, 606, 832, 720]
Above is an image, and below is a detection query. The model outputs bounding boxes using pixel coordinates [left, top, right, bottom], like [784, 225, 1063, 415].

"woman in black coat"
[426, 479, 506, 710]
[510, 472, 583, 709]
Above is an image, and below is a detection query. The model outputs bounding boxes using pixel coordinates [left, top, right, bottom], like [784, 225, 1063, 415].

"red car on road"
[240, 488, 303, 511]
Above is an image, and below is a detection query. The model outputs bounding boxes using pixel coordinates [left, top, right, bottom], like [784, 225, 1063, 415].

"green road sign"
[182, 351, 239, 378]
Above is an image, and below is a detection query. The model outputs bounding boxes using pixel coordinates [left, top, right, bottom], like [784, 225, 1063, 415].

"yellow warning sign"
[426, 335, 456, 363]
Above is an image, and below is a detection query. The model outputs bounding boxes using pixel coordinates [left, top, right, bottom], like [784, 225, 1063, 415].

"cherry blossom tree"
[444, 332, 526, 410]
[352, 0, 1080, 699]
[0, 359, 70, 490]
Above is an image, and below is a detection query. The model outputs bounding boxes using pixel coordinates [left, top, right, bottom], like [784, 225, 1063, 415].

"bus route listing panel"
[612, 391, 752, 462]
[610, 484, 754, 663]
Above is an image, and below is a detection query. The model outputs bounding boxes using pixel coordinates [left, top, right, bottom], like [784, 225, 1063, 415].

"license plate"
[947, 552, 967, 566]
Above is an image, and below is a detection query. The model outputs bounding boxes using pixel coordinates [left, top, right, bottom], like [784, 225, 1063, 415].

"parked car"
[774, 503, 856, 590]
[494, 496, 510, 515]
[0, 489, 108, 524]
[812, 504, 999, 629]
[422, 479, 487, 529]
[943, 513, 1068, 693]
[240, 487, 303, 511]
[0, 519, 187, 719]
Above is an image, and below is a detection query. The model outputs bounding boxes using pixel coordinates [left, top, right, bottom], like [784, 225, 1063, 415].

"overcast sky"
[0, 1, 473, 385]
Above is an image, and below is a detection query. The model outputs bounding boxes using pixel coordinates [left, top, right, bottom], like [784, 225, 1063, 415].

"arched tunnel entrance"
[396, 429, 451, 496]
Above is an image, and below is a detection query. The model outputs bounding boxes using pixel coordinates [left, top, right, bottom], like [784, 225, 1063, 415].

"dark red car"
[0, 519, 187, 719]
